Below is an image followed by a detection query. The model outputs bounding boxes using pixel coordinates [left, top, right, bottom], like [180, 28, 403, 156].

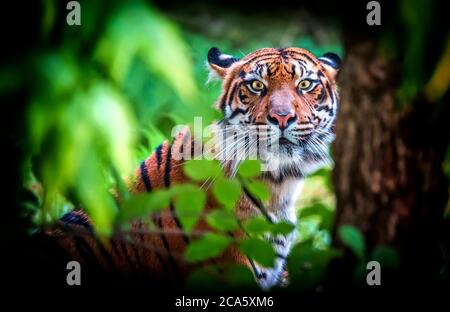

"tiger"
[43, 46, 341, 290]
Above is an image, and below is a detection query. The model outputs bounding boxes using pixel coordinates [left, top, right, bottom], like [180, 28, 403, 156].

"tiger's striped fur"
[45, 47, 341, 290]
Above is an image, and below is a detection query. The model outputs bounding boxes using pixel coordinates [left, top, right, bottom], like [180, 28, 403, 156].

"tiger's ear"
[318, 52, 341, 79]
[207, 47, 238, 80]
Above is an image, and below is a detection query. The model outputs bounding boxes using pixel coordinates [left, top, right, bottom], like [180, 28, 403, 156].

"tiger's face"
[208, 47, 341, 181]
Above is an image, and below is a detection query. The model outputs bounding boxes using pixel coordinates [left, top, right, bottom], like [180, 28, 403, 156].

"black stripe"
[226, 83, 239, 109]
[228, 107, 249, 120]
[256, 126, 260, 159]
[318, 87, 326, 104]
[170, 202, 189, 244]
[297, 62, 308, 77]
[247, 256, 267, 279]
[288, 52, 317, 65]
[155, 213, 183, 280]
[164, 144, 189, 245]
[244, 52, 280, 64]
[140, 161, 152, 192]
[248, 256, 260, 276]
[316, 105, 331, 112]
[60, 212, 92, 231]
[121, 232, 142, 273]
[220, 81, 235, 111]
[296, 59, 308, 68]
[255, 56, 283, 67]
[190, 139, 195, 159]
[209, 258, 225, 274]
[73, 235, 103, 271]
[325, 81, 334, 103]
[276, 253, 287, 260]
[116, 239, 138, 273]
[220, 95, 227, 112]
[241, 184, 274, 224]
[257, 272, 267, 279]
[109, 234, 140, 273]
[291, 63, 296, 79]
[147, 217, 172, 277]
[245, 133, 250, 159]
[158, 146, 183, 280]
[129, 232, 143, 272]
[155, 144, 163, 168]
[68, 229, 118, 276]
[238, 89, 249, 103]
[164, 145, 172, 187]
[268, 237, 286, 247]
[325, 81, 336, 117]
[257, 64, 264, 77]
[280, 49, 289, 63]
[96, 238, 118, 272]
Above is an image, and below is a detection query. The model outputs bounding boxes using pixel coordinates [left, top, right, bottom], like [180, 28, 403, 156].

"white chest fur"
[268, 178, 304, 223]
[254, 178, 304, 290]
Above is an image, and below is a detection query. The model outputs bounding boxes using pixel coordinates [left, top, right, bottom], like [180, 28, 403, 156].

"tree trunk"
[331, 37, 449, 288]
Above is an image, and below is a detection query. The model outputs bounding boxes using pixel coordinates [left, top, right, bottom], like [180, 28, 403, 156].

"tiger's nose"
[267, 111, 297, 130]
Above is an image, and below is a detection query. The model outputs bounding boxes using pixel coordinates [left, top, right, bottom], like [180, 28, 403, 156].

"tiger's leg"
[248, 228, 296, 290]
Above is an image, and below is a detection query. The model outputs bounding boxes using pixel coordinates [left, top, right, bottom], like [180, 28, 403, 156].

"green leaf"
[206, 210, 239, 232]
[371, 246, 399, 269]
[298, 215, 321, 241]
[95, 3, 199, 102]
[185, 233, 231, 262]
[312, 230, 331, 250]
[287, 241, 341, 289]
[245, 180, 270, 202]
[243, 216, 273, 235]
[173, 184, 206, 233]
[186, 266, 224, 291]
[237, 160, 261, 178]
[352, 262, 367, 282]
[299, 202, 334, 230]
[271, 221, 296, 235]
[338, 225, 365, 259]
[239, 237, 276, 267]
[243, 217, 295, 236]
[184, 159, 223, 181]
[119, 189, 171, 222]
[212, 177, 241, 210]
[225, 264, 257, 288]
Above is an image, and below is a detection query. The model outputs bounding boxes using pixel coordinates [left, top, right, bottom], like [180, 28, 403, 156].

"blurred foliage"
[389, 0, 450, 106]
[338, 225, 366, 260]
[178, 159, 341, 289]
[24, 0, 220, 235]
[9, 0, 346, 290]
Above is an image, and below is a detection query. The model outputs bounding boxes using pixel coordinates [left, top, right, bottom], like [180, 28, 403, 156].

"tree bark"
[331, 36, 449, 287]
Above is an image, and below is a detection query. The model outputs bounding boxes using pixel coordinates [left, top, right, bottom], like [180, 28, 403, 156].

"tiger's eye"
[251, 80, 265, 91]
[298, 79, 312, 90]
